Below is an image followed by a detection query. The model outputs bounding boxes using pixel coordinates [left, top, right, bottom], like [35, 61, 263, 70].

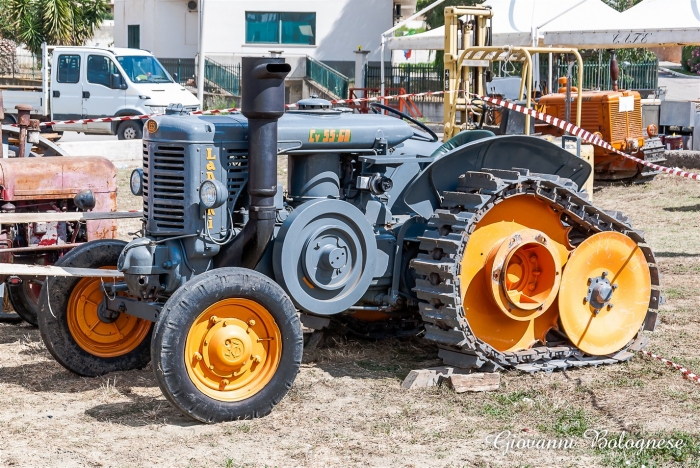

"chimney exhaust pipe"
[214, 57, 291, 269]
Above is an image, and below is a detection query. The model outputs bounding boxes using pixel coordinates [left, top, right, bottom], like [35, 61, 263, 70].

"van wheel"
[117, 121, 143, 140]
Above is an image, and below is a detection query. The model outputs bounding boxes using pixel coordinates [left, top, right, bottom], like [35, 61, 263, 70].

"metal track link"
[410, 168, 660, 374]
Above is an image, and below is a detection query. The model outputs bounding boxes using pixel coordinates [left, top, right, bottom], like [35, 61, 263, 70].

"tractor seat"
[430, 130, 495, 158]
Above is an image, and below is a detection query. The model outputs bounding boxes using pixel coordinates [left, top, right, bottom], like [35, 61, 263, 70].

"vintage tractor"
[38, 57, 659, 423]
[538, 79, 666, 181]
[0, 102, 119, 325]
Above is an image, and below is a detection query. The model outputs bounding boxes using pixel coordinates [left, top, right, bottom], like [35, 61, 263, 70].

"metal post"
[548, 51, 553, 95]
[15, 105, 32, 158]
[196, 0, 206, 107]
[380, 0, 445, 99]
[41, 43, 49, 117]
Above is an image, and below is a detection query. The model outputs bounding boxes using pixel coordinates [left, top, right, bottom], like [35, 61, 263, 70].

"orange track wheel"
[558, 231, 651, 356]
[458, 195, 572, 352]
[66, 271, 152, 358]
[184, 298, 282, 402]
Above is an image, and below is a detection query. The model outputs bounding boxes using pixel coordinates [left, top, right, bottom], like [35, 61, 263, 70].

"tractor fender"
[403, 135, 592, 220]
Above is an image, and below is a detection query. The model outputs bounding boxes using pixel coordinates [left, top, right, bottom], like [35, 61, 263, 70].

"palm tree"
[0, 0, 109, 56]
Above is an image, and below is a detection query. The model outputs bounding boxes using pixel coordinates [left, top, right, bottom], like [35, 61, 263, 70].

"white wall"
[115, 0, 392, 62]
[114, 0, 199, 58]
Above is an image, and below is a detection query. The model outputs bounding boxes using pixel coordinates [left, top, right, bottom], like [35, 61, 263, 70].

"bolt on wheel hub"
[585, 273, 617, 313]
[202, 318, 254, 376]
[185, 298, 281, 401]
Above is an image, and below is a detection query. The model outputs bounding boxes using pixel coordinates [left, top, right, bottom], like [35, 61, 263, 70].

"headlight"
[149, 106, 167, 114]
[199, 179, 227, 209]
[130, 168, 143, 196]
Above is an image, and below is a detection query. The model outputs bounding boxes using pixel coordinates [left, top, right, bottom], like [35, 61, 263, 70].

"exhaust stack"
[215, 57, 291, 269]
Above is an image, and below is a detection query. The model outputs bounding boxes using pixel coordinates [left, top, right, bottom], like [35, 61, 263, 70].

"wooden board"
[0, 211, 142, 224]
[0, 263, 124, 278]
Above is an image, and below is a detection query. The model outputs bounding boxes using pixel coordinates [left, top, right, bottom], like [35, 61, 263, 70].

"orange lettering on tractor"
[308, 129, 351, 143]
[205, 148, 217, 229]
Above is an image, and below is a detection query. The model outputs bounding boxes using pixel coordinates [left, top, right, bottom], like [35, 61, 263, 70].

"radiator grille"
[142, 143, 149, 218]
[226, 150, 248, 207]
[149, 144, 185, 232]
[610, 100, 643, 143]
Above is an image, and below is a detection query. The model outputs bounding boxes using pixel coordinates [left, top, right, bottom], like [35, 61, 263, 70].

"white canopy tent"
[543, 0, 700, 48]
[386, 0, 622, 51]
[386, 0, 700, 51]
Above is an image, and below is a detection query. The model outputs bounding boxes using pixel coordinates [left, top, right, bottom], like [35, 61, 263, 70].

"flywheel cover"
[273, 199, 377, 315]
[558, 231, 651, 356]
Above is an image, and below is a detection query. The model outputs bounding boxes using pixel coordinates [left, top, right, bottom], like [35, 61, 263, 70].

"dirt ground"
[0, 169, 698, 468]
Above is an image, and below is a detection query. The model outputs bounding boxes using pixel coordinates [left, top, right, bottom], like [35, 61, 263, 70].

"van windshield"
[116, 56, 173, 83]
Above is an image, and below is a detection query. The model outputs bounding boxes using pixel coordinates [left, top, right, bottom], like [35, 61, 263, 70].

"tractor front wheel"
[151, 268, 303, 423]
[37, 240, 153, 377]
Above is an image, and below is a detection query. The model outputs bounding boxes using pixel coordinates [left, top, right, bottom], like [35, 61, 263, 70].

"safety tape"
[15, 90, 460, 127]
[12, 89, 700, 182]
[641, 350, 700, 385]
[474, 94, 700, 181]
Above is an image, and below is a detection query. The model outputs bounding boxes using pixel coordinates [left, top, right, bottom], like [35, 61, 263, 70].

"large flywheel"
[411, 169, 659, 373]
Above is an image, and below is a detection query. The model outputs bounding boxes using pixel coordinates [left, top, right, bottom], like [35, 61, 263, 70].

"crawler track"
[411, 169, 660, 373]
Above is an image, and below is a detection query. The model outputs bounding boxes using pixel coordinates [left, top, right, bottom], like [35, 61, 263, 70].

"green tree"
[0, 0, 109, 57]
[603, 0, 643, 12]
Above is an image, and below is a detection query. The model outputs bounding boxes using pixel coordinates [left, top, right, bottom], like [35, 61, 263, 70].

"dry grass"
[0, 171, 698, 467]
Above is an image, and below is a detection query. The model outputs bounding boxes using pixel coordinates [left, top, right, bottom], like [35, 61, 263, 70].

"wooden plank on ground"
[0, 211, 142, 224]
[447, 373, 500, 393]
[0, 263, 124, 278]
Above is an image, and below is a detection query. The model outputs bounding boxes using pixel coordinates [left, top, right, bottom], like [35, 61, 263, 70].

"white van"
[2, 45, 201, 139]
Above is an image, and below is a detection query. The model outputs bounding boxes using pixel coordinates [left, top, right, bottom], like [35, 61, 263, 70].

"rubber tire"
[7, 280, 40, 326]
[37, 239, 153, 377]
[117, 121, 143, 140]
[152, 267, 303, 423]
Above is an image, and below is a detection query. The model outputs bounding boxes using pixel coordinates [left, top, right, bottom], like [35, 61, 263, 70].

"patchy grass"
[0, 170, 697, 466]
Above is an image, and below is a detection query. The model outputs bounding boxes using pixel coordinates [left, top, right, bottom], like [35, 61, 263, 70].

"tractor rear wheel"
[151, 268, 303, 423]
[37, 240, 153, 377]
[7, 278, 43, 326]
[411, 169, 658, 373]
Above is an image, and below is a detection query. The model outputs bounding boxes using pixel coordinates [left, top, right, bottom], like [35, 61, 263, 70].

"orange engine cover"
[538, 90, 645, 153]
[0, 156, 118, 240]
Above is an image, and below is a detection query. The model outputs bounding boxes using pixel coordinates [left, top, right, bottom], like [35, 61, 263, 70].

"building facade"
[114, 0, 416, 76]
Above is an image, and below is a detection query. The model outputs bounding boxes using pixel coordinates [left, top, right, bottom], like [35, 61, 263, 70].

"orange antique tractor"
[0, 100, 119, 325]
[539, 74, 665, 181]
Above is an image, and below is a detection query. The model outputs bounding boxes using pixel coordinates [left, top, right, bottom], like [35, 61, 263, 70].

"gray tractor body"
[118, 99, 590, 324]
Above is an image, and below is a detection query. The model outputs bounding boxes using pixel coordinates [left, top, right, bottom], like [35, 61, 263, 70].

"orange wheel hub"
[184, 298, 281, 402]
[458, 195, 571, 352]
[67, 270, 151, 358]
[558, 231, 651, 356]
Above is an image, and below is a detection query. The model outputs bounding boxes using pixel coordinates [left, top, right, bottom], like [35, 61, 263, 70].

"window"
[128, 25, 140, 49]
[56, 55, 80, 83]
[116, 56, 173, 83]
[245, 12, 316, 45]
[87, 55, 120, 87]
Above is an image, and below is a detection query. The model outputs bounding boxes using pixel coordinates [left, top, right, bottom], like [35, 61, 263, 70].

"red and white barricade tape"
[13, 88, 700, 182]
[16, 90, 460, 128]
[641, 350, 700, 385]
[474, 94, 700, 181]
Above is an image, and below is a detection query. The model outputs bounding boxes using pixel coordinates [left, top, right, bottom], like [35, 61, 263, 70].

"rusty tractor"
[0, 98, 120, 325]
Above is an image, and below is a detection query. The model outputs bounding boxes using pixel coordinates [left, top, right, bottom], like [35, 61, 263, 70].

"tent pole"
[380, 0, 445, 101]
[548, 51, 553, 94]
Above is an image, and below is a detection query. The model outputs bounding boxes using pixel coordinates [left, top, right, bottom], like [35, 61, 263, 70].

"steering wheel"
[470, 99, 489, 129]
[369, 103, 438, 142]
